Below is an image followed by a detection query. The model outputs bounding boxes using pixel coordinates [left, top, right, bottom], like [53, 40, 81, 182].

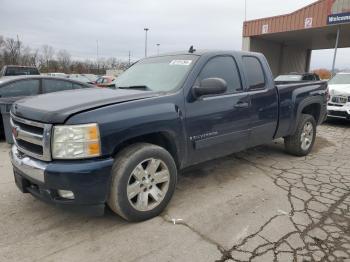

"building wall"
[244, 37, 310, 76]
[280, 45, 309, 74]
[243, 0, 336, 37]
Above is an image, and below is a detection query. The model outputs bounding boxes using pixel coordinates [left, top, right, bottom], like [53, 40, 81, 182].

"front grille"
[328, 103, 344, 107]
[10, 114, 52, 161]
[328, 110, 349, 118]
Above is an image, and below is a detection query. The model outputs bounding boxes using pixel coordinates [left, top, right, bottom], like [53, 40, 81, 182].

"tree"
[0, 34, 130, 74]
[2, 37, 21, 65]
[56, 49, 71, 73]
[313, 69, 332, 80]
[40, 45, 54, 72]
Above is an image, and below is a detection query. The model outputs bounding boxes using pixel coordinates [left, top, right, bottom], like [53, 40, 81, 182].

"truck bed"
[275, 81, 328, 139]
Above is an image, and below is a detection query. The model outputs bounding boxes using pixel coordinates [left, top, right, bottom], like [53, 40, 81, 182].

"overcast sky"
[0, 0, 349, 69]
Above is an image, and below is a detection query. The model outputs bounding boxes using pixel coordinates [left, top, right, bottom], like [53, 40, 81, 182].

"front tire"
[284, 114, 316, 156]
[108, 143, 177, 222]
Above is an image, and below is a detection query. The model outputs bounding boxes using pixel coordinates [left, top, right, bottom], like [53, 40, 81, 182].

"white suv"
[327, 72, 350, 120]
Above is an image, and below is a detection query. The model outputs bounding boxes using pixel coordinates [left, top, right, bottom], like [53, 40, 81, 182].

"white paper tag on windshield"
[169, 60, 192, 66]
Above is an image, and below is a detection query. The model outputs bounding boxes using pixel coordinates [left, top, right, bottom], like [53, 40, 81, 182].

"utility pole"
[144, 28, 149, 57]
[331, 27, 340, 77]
[156, 44, 160, 55]
[96, 40, 99, 71]
[244, 0, 247, 21]
[128, 51, 131, 66]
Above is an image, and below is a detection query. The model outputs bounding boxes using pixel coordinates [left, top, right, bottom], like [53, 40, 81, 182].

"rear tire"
[284, 114, 316, 157]
[108, 143, 177, 222]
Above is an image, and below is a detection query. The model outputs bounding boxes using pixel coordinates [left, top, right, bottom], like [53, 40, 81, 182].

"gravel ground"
[1, 120, 350, 262]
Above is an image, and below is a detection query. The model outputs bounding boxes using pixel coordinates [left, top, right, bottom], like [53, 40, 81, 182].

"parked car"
[68, 74, 95, 84]
[0, 76, 93, 142]
[83, 74, 99, 83]
[327, 72, 350, 120]
[94, 75, 115, 87]
[275, 73, 320, 85]
[47, 73, 68, 78]
[0, 65, 40, 77]
[10, 50, 327, 221]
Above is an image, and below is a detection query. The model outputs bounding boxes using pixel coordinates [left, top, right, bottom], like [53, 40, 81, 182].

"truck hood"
[329, 84, 350, 96]
[12, 88, 158, 123]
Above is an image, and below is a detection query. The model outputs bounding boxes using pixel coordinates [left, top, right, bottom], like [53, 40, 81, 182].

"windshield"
[328, 74, 350, 85]
[5, 67, 40, 76]
[275, 75, 302, 82]
[113, 55, 198, 92]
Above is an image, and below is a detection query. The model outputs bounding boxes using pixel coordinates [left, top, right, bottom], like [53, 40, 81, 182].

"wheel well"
[113, 132, 180, 168]
[301, 103, 321, 123]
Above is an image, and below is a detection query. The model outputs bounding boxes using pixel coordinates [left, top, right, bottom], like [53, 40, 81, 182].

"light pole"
[331, 27, 340, 77]
[144, 28, 149, 57]
[157, 43, 160, 55]
[96, 40, 99, 71]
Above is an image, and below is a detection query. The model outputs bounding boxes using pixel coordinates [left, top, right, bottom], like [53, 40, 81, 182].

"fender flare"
[291, 96, 323, 135]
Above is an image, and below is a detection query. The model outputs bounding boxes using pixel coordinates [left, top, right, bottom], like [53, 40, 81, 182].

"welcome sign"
[328, 12, 350, 24]
[327, 0, 350, 24]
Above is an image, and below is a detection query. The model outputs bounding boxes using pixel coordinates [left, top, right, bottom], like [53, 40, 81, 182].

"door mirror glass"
[192, 78, 227, 98]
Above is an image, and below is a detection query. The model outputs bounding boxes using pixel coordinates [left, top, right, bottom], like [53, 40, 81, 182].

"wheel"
[284, 114, 316, 157]
[108, 143, 177, 222]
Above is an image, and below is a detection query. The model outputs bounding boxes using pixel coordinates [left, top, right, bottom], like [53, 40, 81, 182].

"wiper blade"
[118, 85, 149, 90]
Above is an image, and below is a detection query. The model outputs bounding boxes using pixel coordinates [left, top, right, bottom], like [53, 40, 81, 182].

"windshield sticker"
[169, 60, 192, 66]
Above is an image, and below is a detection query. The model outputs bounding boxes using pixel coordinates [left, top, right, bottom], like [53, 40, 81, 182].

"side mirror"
[192, 78, 227, 98]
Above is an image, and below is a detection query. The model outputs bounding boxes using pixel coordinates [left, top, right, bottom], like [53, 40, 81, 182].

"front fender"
[65, 95, 187, 164]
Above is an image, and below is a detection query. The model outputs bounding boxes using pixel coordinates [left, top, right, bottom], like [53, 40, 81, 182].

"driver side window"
[198, 56, 243, 94]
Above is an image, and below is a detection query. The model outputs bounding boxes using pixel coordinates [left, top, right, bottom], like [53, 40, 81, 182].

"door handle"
[234, 102, 249, 109]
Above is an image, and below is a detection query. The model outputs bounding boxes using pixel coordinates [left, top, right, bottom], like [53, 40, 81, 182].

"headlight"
[52, 123, 101, 159]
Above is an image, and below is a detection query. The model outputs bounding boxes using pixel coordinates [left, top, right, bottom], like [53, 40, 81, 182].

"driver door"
[184, 56, 251, 165]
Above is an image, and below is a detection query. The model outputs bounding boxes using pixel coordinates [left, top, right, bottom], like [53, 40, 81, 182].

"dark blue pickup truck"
[9, 50, 328, 221]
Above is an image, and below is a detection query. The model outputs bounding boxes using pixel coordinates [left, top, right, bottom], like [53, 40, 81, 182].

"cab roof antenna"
[188, 45, 196, 53]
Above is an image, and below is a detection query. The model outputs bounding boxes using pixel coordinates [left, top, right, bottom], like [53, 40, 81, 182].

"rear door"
[241, 56, 279, 147]
[185, 55, 251, 165]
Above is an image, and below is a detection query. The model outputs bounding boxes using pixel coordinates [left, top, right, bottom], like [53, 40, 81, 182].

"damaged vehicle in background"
[94, 75, 116, 87]
[274, 72, 320, 85]
[327, 72, 350, 120]
[0, 76, 92, 142]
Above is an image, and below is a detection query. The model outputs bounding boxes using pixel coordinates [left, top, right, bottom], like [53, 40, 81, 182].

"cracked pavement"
[1, 120, 350, 262]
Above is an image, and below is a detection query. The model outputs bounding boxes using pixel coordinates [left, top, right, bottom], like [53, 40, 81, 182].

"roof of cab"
[147, 50, 262, 58]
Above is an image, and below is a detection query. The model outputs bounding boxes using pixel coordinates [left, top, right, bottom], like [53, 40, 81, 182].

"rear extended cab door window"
[0, 79, 40, 97]
[242, 56, 266, 91]
[197, 56, 243, 94]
